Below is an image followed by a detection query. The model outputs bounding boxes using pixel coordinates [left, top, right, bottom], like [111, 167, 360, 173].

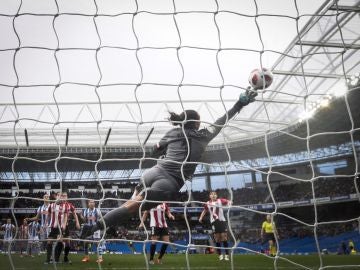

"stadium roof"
[0, 0, 359, 172]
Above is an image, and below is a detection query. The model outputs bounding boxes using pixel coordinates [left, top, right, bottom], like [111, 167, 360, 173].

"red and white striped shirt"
[47, 202, 68, 228]
[63, 201, 76, 225]
[149, 203, 170, 228]
[204, 198, 229, 223]
[19, 224, 29, 239]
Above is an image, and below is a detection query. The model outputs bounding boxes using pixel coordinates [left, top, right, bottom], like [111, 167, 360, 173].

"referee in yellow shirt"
[261, 214, 279, 256]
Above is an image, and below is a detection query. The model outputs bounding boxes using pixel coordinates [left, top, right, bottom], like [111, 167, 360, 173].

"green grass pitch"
[0, 253, 359, 270]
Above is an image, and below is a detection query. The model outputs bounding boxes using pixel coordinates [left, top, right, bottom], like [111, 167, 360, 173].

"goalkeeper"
[80, 88, 257, 238]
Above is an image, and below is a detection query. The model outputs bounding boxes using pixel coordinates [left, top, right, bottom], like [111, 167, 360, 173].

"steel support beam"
[65, 128, 69, 147]
[24, 129, 29, 147]
[272, 70, 344, 79]
[296, 41, 360, 50]
[328, 5, 360, 12]
[0, 98, 305, 107]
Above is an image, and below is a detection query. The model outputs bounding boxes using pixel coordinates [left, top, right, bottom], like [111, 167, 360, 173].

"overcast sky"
[1, 0, 349, 147]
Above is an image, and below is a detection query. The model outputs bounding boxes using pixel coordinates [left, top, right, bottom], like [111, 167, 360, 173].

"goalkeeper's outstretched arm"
[203, 88, 258, 141]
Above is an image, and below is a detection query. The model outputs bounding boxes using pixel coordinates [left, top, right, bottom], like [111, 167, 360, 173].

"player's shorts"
[48, 228, 61, 239]
[211, 220, 227, 234]
[29, 236, 39, 243]
[138, 166, 182, 210]
[151, 227, 169, 237]
[19, 240, 28, 248]
[40, 226, 50, 240]
[63, 226, 70, 238]
[3, 237, 13, 242]
[263, 233, 275, 243]
[93, 230, 101, 239]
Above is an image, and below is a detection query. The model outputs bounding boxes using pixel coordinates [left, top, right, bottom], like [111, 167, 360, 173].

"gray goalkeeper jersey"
[156, 104, 240, 183]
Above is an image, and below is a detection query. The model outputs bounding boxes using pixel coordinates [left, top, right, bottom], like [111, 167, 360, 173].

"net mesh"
[0, 0, 359, 269]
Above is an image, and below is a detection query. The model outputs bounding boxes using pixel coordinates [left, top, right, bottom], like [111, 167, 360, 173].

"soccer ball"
[248, 68, 273, 89]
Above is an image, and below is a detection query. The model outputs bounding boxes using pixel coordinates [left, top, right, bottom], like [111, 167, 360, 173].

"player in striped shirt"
[44, 192, 68, 264]
[19, 219, 29, 257]
[199, 191, 231, 261]
[25, 193, 50, 251]
[139, 203, 175, 265]
[60, 192, 80, 264]
[27, 220, 41, 257]
[80, 199, 104, 263]
[1, 218, 15, 254]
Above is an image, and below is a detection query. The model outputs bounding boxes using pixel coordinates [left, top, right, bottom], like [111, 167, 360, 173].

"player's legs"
[61, 226, 71, 263]
[149, 235, 160, 263]
[220, 231, 229, 260]
[96, 240, 105, 263]
[19, 240, 26, 257]
[80, 167, 180, 239]
[269, 239, 276, 256]
[31, 237, 40, 256]
[213, 233, 223, 259]
[157, 234, 170, 264]
[3, 238, 13, 255]
[82, 230, 100, 262]
[82, 241, 91, 262]
[26, 239, 31, 257]
[63, 240, 71, 263]
[213, 220, 229, 260]
[39, 226, 47, 252]
[45, 228, 59, 264]
[263, 233, 276, 256]
[212, 220, 222, 258]
[45, 240, 53, 263]
[54, 240, 63, 263]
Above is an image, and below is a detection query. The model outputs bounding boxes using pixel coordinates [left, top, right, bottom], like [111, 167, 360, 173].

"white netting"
[0, 0, 359, 269]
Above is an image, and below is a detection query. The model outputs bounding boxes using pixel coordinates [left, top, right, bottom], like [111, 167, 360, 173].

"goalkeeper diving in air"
[80, 88, 258, 239]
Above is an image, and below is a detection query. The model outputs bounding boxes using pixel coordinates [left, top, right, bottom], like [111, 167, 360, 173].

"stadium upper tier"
[0, 87, 359, 172]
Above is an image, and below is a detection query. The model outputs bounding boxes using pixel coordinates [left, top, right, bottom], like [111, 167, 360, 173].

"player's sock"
[84, 243, 89, 255]
[54, 242, 63, 262]
[46, 243, 52, 262]
[216, 242, 221, 255]
[64, 245, 70, 261]
[98, 242, 106, 256]
[158, 243, 168, 259]
[270, 245, 276, 256]
[149, 243, 156, 261]
[223, 241, 229, 255]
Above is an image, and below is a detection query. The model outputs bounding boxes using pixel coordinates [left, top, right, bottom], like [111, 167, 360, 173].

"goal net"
[0, 0, 359, 269]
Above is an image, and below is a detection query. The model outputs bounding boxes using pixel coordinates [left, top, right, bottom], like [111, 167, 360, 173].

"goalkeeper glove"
[238, 87, 258, 106]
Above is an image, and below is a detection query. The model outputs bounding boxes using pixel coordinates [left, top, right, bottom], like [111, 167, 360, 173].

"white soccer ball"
[248, 68, 273, 89]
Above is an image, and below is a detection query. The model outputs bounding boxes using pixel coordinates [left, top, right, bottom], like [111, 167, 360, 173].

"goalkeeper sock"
[149, 243, 156, 261]
[158, 243, 168, 259]
[223, 241, 229, 255]
[216, 242, 221, 255]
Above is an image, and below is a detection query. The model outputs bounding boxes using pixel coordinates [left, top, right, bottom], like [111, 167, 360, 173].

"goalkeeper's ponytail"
[168, 110, 200, 129]
[168, 112, 183, 125]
